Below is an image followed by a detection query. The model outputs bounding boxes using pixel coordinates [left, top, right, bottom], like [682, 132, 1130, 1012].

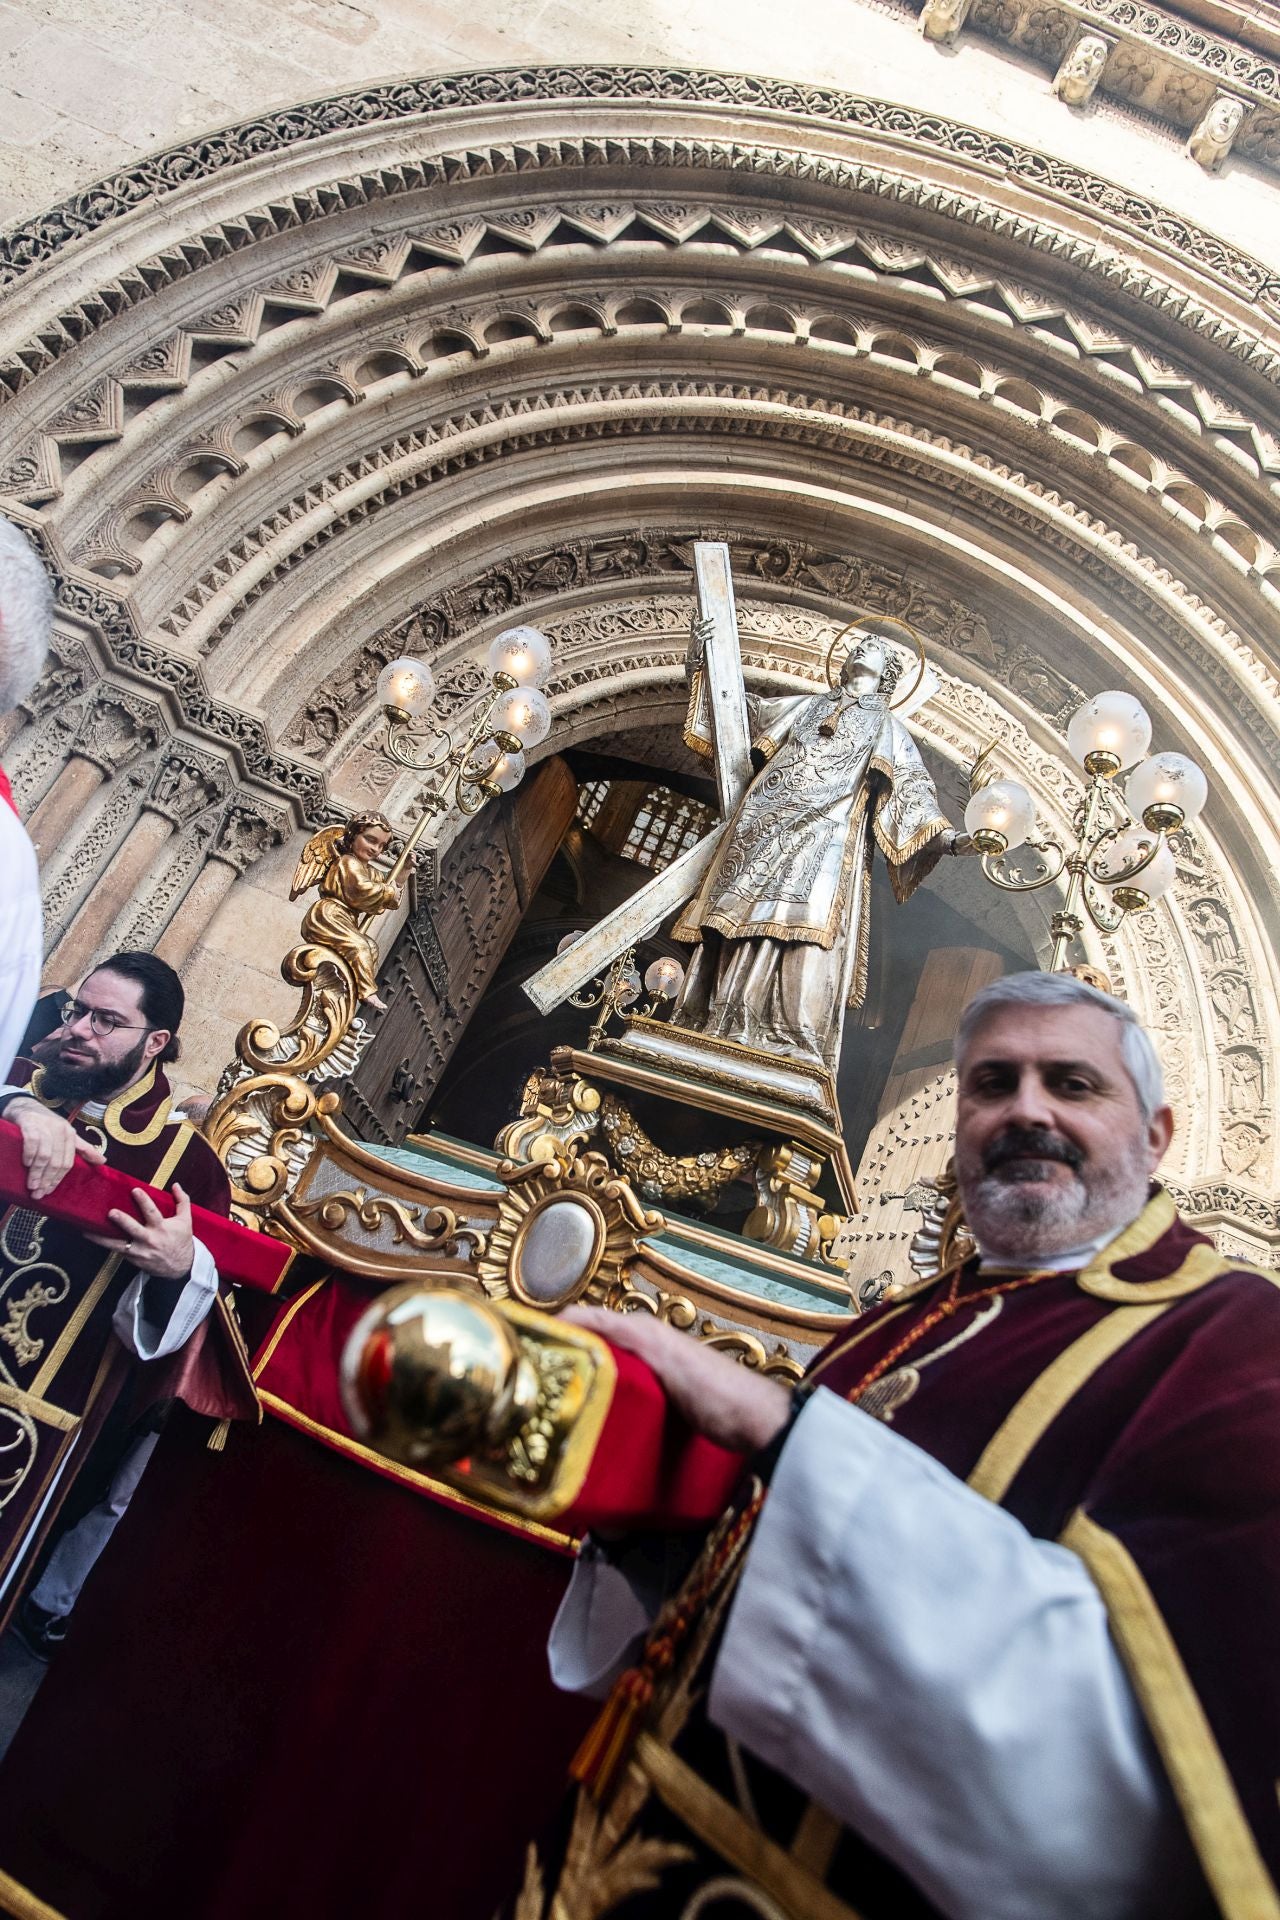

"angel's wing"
[290, 823, 346, 899]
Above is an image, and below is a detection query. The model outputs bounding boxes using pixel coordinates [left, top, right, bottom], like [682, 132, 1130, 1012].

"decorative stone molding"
[3, 522, 329, 824]
[1, 106, 1279, 422]
[941, 0, 1280, 165]
[0, 65, 1273, 1262]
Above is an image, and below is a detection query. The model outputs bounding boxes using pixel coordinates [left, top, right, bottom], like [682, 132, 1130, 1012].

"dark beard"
[41, 1035, 150, 1105]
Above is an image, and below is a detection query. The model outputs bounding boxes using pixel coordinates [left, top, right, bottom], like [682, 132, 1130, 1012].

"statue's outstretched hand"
[565, 1303, 792, 1455]
[945, 829, 977, 855]
[686, 614, 714, 681]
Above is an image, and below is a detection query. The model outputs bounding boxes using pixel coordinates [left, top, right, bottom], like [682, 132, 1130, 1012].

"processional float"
[197, 539, 1206, 1536]
[0, 547, 1208, 1920]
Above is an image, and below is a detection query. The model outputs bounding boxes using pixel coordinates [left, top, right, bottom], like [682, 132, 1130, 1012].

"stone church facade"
[1, 4, 1276, 1269]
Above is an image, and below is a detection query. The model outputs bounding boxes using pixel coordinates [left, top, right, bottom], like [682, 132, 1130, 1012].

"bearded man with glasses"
[0, 950, 255, 1655]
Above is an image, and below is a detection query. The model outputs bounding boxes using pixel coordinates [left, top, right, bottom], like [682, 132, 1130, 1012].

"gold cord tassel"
[206, 1418, 231, 1453]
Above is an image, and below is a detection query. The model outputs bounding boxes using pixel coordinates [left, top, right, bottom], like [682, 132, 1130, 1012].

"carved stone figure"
[671, 629, 963, 1071]
[1209, 970, 1254, 1040]
[919, 0, 971, 43]
[1053, 35, 1112, 106]
[1223, 1046, 1264, 1115]
[1188, 94, 1245, 171]
[290, 812, 402, 1010]
[150, 753, 224, 824]
[1222, 1122, 1263, 1178]
[1188, 898, 1236, 965]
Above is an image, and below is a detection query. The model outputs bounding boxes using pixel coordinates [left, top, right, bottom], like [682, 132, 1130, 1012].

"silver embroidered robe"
[671, 679, 950, 1070]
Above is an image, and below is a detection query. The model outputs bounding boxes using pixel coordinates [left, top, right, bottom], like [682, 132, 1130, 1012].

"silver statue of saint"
[670, 626, 961, 1071]
[522, 544, 967, 1073]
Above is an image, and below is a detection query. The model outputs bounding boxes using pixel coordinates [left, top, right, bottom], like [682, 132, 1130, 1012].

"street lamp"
[964, 691, 1207, 972]
[375, 625, 554, 890]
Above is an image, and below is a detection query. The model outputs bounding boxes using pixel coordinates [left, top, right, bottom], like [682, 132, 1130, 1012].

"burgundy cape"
[0, 1060, 257, 1627]
[516, 1190, 1280, 1920]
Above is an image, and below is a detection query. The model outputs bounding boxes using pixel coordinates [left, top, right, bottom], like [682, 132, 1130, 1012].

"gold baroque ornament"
[290, 1186, 466, 1257]
[476, 1150, 663, 1313]
[610, 1281, 806, 1384]
[598, 1093, 760, 1207]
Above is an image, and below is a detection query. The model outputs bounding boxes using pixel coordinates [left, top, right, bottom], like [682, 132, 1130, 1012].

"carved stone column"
[154, 804, 285, 969]
[26, 690, 157, 860]
[45, 750, 226, 983]
[26, 753, 106, 857]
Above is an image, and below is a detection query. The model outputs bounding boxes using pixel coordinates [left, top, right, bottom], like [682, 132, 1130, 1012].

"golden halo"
[824, 613, 928, 711]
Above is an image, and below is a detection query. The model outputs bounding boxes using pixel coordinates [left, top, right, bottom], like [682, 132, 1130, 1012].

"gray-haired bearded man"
[517, 971, 1277, 1920]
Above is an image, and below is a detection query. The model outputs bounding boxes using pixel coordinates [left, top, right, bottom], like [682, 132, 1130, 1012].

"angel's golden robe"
[290, 827, 400, 1002]
[672, 679, 950, 1069]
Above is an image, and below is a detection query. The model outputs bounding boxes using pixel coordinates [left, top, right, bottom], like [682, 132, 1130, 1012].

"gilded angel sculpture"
[289, 812, 402, 1011]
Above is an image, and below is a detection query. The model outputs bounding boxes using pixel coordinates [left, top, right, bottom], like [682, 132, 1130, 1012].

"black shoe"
[11, 1599, 67, 1662]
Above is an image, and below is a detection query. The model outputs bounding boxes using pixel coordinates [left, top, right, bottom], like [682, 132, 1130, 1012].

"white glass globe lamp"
[643, 956, 686, 1000]
[1066, 692, 1151, 776]
[962, 778, 1037, 856]
[556, 930, 584, 956]
[376, 656, 435, 719]
[617, 967, 644, 1013]
[486, 746, 526, 794]
[491, 685, 552, 748]
[487, 626, 553, 690]
[1125, 753, 1207, 834]
[1093, 826, 1176, 909]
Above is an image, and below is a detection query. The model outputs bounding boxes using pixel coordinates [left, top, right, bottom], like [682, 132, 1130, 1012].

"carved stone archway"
[1, 67, 1275, 1259]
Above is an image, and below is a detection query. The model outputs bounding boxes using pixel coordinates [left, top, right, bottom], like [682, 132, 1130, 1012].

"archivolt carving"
[4, 526, 328, 822]
[50, 280, 1280, 600]
[221, 384, 1280, 757]
[0, 67, 1275, 1266]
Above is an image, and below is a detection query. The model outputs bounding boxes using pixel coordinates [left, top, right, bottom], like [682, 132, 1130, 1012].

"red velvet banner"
[0, 1118, 294, 1293]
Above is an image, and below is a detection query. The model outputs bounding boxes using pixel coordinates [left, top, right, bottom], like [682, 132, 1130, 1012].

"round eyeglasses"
[58, 997, 152, 1039]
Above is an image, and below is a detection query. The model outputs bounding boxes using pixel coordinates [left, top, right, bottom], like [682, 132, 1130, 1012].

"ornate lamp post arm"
[381, 674, 526, 892]
[559, 939, 686, 1052]
[964, 692, 1208, 972]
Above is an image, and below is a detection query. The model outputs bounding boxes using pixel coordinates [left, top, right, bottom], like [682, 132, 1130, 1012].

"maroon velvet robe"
[516, 1189, 1280, 1920]
[0, 1059, 256, 1627]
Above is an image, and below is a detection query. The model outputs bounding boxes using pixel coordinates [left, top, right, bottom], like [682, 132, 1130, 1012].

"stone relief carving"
[286, 529, 1042, 754]
[8, 703, 82, 811]
[75, 690, 159, 776]
[1, 532, 329, 824]
[1053, 32, 1114, 104]
[1188, 93, 1246, 171]
[211, 802, 290, 872]
[146, 748, 229, 826]
[1222, 1046, 1266, 1115]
